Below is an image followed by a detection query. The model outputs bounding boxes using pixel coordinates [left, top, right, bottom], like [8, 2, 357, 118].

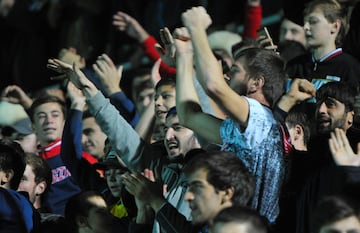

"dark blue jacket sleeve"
[61, 109, 83, 174]
[109, 92, 139, 128]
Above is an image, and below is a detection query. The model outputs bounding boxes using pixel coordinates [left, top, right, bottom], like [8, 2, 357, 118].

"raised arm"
[174, 27, 223, 144]
[47, 59, 146, 171]
[113, 11, 176, 74]
[182, 7, 250, 127]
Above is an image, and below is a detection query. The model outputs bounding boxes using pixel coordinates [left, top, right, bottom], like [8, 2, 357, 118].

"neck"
[312, 44, 337, 60]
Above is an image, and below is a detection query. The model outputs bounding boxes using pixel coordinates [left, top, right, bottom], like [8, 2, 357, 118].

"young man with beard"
[284, 81, 359, 233]
[174, 7, 287, 223]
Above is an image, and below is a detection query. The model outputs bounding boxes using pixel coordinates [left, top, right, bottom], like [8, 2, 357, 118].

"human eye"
[37, 113, 46, 120]
[324, 98, 336, 108]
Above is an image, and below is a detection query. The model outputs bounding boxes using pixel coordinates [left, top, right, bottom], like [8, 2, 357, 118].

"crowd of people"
[1, 0, 360, 233]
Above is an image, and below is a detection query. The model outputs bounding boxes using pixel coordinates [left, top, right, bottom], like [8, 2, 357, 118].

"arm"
[93, 54, 139, 127]
[1, 85, 33, 110]
[243, 0, 262, 39]
[113, 11, 176, 74]
[174, 27, 223, 144]
[182, 7, 250, 127]
[47, 59, 146, 171]
[134, 59, 161, 141]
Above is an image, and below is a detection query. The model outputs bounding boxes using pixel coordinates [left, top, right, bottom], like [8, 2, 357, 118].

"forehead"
[156, 84, 175, 94]
[34, 102, 63, 113]
[281, 19, 302, 29]
[82, 117, 97, 125]
[187, 167, 208, 183]
[305, 7, 325, 18]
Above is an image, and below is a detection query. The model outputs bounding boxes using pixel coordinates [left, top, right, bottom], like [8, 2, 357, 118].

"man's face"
[279, 19, 306, 46]
[105, 168, 125, 198]
[164, 114, 199, 161]
[315, 97, 353, 134]
[17, 165, 38, 204]
[184, 168, 230, 225]
[136, 88, 154, 115]
[82, 117, 107, 159]
[33, 102, 65, 146]
[154, 85, 176, 123]
[319, 215, 360, 233]
[82, 196, 112, 233]
[227, 58, 250, 96]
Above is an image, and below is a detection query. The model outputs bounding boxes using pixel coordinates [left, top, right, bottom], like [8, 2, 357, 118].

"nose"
[81, 134, 87, 145]
[165, 127, 175, 141]
[184, 190, 194, 201]
[284, 30, 292, 40]
[155, 95, 163, 106]
[303, 22, 310, 31]
[318, 102, 327, 113]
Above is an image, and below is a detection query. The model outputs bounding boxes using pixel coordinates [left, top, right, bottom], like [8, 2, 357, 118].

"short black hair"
[311, 196, 360, 233]
[213, 205, 269, 233]
[316, 82, 356, 113]
[29, 95, 67, 122]
[0, 139, 26, 189]
[183, 151, 255, 206]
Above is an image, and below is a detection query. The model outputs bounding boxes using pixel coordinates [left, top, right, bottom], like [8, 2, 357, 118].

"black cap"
[93, 149, 128, 171]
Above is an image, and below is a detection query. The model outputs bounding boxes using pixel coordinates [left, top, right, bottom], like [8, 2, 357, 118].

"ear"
[330, 19, 341, 35]
[35, 181, 47, 196]
[345, 110, 354, 130]
[0, 170, 14, 188]
[221, 186, 235, 205]
[248, 76, 264, 93]
[76, 215, 88, 228]
[293, 124, 304, 141]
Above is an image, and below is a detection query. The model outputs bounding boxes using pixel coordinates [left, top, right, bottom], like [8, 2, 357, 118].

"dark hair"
[29, 95, 67, 122]
[213, 206, 269, 233]
[155, 75, 176, 91]
[316, 82, 356, 113]
[25, 153, 52, 194]
[235, 48, 287, 108]
[183, 151, 255, 206]
[82, 110, 93, 120]
[0, 139, 26, 189]
[231, 38, 260, 59]
[285, 109, 311, 146]
[304, 0, 348, 47]
[311, 196, 360, 233]
[64, 191, 105, 233]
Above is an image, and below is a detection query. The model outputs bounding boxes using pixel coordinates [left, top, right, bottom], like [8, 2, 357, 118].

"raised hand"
[92, 54, 122, 96]
[181, 6, 212, 31]
[154, 27, 176, 68]
[66, 81, 86, 110]
[173, 27, 193, 55]
[112, 11, 149, 43]
[277, 78, 316, 113]
[329, 128, 360, 167]
[1, 85, 33, 109]
[47, 59, 98, 98]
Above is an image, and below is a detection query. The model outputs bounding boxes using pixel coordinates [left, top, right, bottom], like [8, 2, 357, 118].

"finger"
[117, 65, 123, 78]
[154, 44, 165, 55]
[92, 63, 104, 78]
[357, 142, 360, 155]
[102, 53, 114, 66]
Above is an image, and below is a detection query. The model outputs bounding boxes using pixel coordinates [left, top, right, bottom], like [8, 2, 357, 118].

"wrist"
[149, 196, 167, 213]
